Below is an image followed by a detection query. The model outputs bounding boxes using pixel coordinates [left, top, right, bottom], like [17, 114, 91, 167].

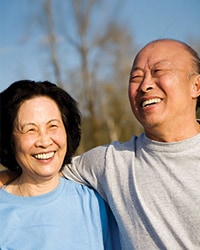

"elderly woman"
[0, 80, 120, 250]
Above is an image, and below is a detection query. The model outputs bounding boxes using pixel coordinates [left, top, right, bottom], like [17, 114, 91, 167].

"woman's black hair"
[0, 80, 81, 171]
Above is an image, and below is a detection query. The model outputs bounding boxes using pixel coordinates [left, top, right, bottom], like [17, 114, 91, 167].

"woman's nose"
[35, 132, 53, 148]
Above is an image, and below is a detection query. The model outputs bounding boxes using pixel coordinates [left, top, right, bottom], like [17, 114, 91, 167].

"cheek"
[13, 136, 35, 168]
[128, 83, 139, 110]
[128, 83, 138, 100]
[161, 76, 188, 106]
[53, 130, 67, 150]
[159, 73, 181, 92]
[14, 135, 35, 155]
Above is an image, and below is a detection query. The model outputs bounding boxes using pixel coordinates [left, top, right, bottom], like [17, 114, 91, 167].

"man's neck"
[145, 120, 200, 142]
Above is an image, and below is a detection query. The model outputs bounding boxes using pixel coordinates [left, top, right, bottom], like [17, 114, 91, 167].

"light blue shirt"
[0, 177, 120, 250]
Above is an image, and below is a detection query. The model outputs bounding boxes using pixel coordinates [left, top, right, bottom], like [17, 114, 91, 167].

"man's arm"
[0, 170, 19, 187]
[62, 145, 108, 191]
[62, 156, 92, 186]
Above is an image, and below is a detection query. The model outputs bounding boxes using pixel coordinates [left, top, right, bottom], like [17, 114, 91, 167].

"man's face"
[128, 40, 197, 138]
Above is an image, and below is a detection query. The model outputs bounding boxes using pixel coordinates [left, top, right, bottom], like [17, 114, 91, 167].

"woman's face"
[13, 96, 67, 181]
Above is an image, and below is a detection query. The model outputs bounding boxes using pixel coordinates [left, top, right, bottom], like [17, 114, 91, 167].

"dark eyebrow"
[47, 119, 60, 124]
[21, 123, 36, 129]
[14, 122, 36, 133]
[47, 119, 62, 124]
[20, 119, 61, 129]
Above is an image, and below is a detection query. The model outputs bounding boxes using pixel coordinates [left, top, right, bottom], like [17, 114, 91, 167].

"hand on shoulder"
[0, 170, 19, 187]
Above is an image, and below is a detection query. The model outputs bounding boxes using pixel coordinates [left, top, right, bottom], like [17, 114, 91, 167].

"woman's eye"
[50, 124, 59, 129]
[27, 127, 37, 132]
[22, 128, 36, 134]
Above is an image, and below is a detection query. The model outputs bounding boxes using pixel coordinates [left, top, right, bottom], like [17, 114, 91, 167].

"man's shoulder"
[108, 134, 142, 151]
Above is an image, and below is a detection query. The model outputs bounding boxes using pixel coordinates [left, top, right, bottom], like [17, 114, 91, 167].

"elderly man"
[1, 39, 200, 249]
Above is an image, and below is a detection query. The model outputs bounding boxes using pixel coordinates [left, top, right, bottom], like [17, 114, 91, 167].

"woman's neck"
[5, 173, 60, 197]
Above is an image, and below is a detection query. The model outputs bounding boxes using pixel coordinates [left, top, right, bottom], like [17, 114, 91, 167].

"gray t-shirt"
[63, 133, 200, 250]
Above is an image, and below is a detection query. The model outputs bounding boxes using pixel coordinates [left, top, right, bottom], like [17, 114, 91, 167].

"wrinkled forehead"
[132, 41, 192, 70]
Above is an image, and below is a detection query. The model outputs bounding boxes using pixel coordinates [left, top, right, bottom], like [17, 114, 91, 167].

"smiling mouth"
[33, 152, 55, 160]
[141, 98, 161, 107]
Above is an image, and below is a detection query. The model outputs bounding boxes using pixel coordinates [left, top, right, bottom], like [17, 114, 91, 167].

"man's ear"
[191, 74, 200, 99]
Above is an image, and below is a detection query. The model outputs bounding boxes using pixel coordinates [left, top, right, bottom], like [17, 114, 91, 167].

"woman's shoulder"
[61, 177, 106, 211]
[62, 177, 99, 195]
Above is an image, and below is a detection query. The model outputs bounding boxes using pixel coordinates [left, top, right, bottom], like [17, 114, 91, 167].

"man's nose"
[140, 73, 155, 93]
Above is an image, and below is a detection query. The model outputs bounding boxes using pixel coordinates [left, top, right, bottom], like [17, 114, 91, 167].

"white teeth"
[34, 152, 54, 160]
[142, 98, 161, 107]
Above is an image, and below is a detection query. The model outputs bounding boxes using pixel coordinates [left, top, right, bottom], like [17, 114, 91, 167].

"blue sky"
[0, 0, 200, 91]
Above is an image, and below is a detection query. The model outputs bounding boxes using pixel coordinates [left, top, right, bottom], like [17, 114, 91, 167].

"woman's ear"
[191, 74, 200, 99]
